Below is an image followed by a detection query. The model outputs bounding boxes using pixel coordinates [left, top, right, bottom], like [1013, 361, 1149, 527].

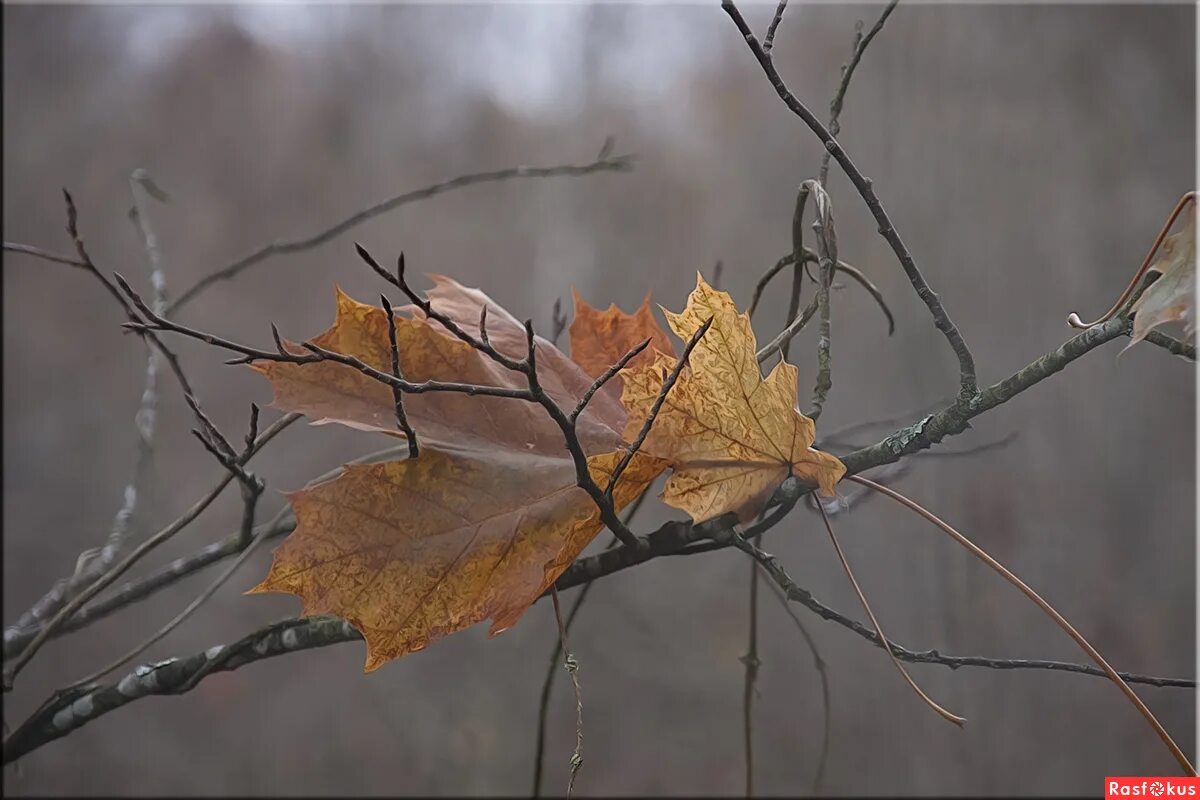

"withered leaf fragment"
[1128, 211, 1196, 350]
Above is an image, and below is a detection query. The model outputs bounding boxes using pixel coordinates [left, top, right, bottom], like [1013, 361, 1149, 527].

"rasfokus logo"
[1106, 778, 1200, 798]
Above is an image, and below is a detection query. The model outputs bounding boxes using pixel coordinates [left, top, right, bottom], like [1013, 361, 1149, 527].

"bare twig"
[380, 295, 420, 457]
[532, 493, 649, 798]
[742, 530, 762, 798]
[806, 181, 838, 420]
[760, 570, 832, 795]
[780, 184, 811, 363]
[2, 427, 317, 659]
[550, 297, 568, 346]
[1, 242, 88, 268]
[832, 259, 894, 335]
[818, 0, 900, 187]
[66, 503, 292, 689]
[4, 175, 172, 660]
[762, 0, 789, 53]
[2, 413, 295, 687]
[167, 150, 634, 314]
[748, 250, 893, 335]
[569, 338, 652, 424]
[549, 588, 585, 798]
[722, 0, 978, 403]
[1143, 329, 1196, 359]
[604, 318, 712, 499]
[117, 273, 535, 404]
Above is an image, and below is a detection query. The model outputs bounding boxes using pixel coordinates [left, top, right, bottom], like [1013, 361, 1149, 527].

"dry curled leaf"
[1128, 211, 1196, 350]
[250, 282, 665, 670]
[621, 274, 846, 522]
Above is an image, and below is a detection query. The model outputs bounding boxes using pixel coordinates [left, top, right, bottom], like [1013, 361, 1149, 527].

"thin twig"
[2, 413, 295, 688]
[532, 493, 649, 798]
[2, 422, 315, 658]
[550, 297, 568, 346]
[818, 0, 900, 187]
[569, 338, 652, 424]
[117, 273, 535, 403]
[748, 250, 893, 335]
[380, 295, 420, 457]
[1, 242, 89, 268]
[760, 570, 832, 795]
[604, 318, 712, 499]
[549, 588, 584, 798]
[756, 296, 820, 364]
[832, 259, 895, 335]
[166, 151, 634, 314]
[778, 185, 811, 366]
[806, 181, 838, 420]
[762, 0, 789, 52]
[66, 503, 292, 689]
[742, 529, 762, 798]
[5, 175, 171, 657]
[1143, 329, 1196, 360]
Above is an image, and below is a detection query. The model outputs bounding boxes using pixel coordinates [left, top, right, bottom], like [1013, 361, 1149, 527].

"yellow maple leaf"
[621, 273, 846, 522]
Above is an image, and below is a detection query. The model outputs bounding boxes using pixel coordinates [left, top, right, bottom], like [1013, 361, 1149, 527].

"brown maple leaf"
[1128, 210, 1196, 349]
[621, 274, 846, 523]
[256, 447, 661, 671]
[250, 281, 664, 670]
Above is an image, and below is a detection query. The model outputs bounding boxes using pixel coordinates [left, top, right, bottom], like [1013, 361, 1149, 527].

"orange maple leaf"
[620, 274, 846, 523]
[569, 288, 674, 379]
[250, 281, 664, 670]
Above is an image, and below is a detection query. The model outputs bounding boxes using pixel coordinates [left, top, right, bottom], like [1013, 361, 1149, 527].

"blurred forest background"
[2, 2, 1195, 796]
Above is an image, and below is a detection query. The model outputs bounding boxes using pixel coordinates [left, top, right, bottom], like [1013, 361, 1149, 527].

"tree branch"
[722, 0, 978, 403]
[166, 150, 634, 315]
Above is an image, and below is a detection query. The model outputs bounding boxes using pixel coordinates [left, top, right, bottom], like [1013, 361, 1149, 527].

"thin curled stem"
[849, 475, 1195, 775]
[814, 503, 966, 726]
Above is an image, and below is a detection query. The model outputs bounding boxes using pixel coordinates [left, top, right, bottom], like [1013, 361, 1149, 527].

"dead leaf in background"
[250, 281, 666, 670]
[621, 274, 846, 523]
[569, 288, 674, 379]
[1127, 211, 1196, 350]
